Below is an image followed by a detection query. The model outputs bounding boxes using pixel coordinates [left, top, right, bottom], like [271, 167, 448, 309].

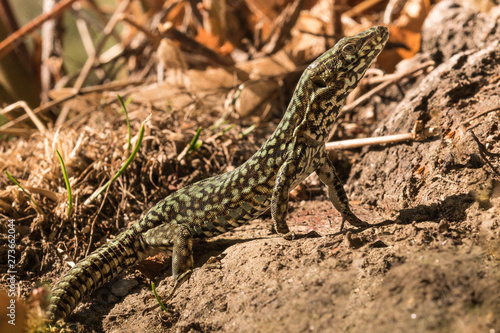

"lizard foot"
[281, 230, 321, 240]
[340, 213, 370, 231]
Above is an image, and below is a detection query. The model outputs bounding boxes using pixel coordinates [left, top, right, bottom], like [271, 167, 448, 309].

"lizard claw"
[340, 214, 370, 231]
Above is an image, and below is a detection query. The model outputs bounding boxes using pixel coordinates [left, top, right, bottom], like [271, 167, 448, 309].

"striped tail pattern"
[46, 226, 149, 321]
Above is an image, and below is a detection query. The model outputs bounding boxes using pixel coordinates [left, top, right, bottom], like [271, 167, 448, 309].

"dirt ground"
[1, 2, 500, 333]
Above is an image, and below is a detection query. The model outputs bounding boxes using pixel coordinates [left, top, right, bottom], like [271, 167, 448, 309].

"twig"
[23, 186, 59, 202]
[0, 79, 144, 131]
[41, 0, 58, 103]
[120, 14, 159, 42]
[326, 133, 413, 150]
[0, 101, 47, 134]
[460, 106, 500, 129]
[55, 5, 108, 128]
[326, 120, 434, 150]
[0, 0, 30, 63]
[384, 0, 403, 24]
[73, 0, 131, 89]
[0, 128, 35, 136]
[75, 16, 97, 61]
[344, 0, 387, 18]
[260, 0, 304, 55]
[0, 0, 78, 59]
[159, 22, 235, 66]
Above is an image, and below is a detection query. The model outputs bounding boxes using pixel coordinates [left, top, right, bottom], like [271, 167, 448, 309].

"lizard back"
[47, 25, 389, 322]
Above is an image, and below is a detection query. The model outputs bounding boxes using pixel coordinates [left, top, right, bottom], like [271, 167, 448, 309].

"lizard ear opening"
[312, 78, 327, 88]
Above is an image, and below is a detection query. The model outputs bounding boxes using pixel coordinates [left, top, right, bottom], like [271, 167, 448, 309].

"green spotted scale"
[47, 25, 389, 322]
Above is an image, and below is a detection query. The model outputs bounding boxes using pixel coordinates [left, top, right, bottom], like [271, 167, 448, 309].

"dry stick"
[0, 79, 144, 131]
[73, 0, 131, 90]
[383, 0, 403, 24]
[326, 119, 433, 150]
[159, 22, 235, 66]
[75, 11, 108, 81]
[0, 128, 34, 136]
[55, 12, 103, 127]
[460, 106, 500, 129]
[74, 0, 122, 44]
[0, 0, 34, 74]
[75, 17, 98, 63]
[0, 101, 47, 134]
[41, 0, 58, 104]
[24, 185, 59, 202]
[344, 0, 386, 18]
[120, 14, 158, 42]
[326, 133, 414, 150]
[260, 0, 304, 55]
[0, 0, 78, 59]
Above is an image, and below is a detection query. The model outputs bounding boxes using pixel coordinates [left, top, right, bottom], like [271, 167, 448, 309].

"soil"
[1, 2, 500, 333]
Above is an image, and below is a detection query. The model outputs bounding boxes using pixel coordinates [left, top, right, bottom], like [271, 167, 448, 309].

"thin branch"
[73, 0, 131, 89]
[158, 22, 235, 66]
[41, 0, 58, 103]
[326, 133, 414, 150]
[0, 101, 47, 134]
[0, 0, 78, 59]
[0, 79, 144, 132]
[460, 106, 500, 129]
[326, 120, 435, 150]
[260, 0, 304, 55]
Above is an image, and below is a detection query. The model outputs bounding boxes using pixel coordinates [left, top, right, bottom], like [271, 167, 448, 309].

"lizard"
[47, 25, 389, 322]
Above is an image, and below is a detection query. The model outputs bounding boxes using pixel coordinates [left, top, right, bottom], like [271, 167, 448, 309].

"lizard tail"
[46, 228, 147, 322]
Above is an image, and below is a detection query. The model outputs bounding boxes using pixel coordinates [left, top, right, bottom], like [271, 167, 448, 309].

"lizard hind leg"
[168, 226, 194, 301]
[142, 224, 194, 305]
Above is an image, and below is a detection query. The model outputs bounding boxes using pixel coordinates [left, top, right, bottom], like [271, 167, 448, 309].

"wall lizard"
[47, 25, 389, 322]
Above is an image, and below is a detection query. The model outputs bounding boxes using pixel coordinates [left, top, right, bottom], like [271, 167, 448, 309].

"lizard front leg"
[316, 148, 370, 231]
[271, 158, 296, 239]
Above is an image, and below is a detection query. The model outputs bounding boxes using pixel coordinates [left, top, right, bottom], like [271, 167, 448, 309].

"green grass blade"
[240, 124, 256, 137]
[151, 282, 170, 313]
[5, 171, 40, 209]
[221, 124, 234, 134]
[85, 120, 146, 205]
[187, 127, 202, 154]
[117, 94, 132, 151]
[56, 150, 73, 217]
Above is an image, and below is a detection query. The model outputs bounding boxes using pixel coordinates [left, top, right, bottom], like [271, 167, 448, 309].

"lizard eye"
[342, 43, 357, 55]
[312, 78, 327, 88]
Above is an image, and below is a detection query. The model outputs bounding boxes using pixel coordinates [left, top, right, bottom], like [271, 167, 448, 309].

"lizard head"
[292, 25, 389, 142]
